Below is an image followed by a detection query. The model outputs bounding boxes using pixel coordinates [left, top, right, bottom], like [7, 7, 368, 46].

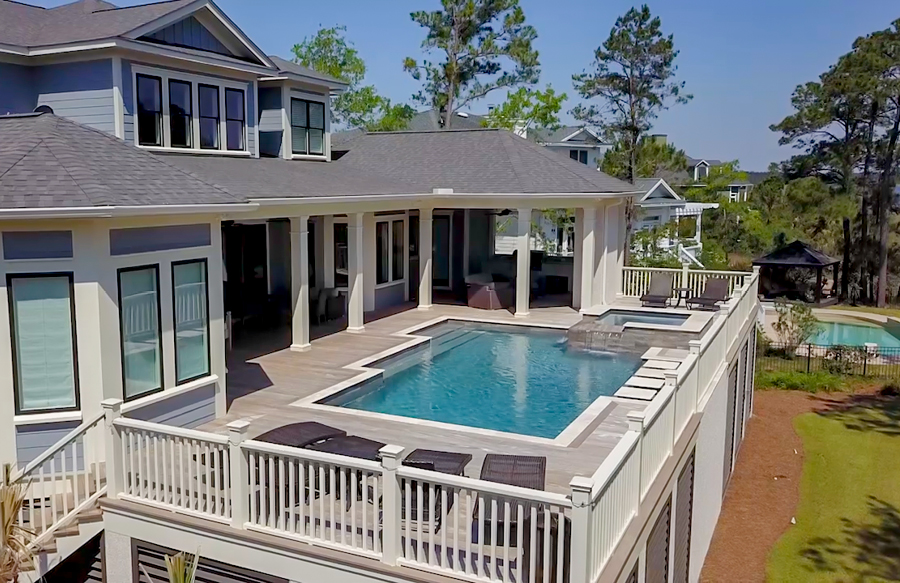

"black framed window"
[8, 273, 79, 414]
[392, 220, 404, 281]
[136, 74, 162, 146]
[172, 259, 210, 384]
[376, 222, 390, 284]
[225, 88, 245, 151]
[169, 79, 192, 148]
[118, 265, 163, 400]
[334, 222, 348, 288]
[198, 84, 220, 150]
[569, 149, 587, 164]
[291, 98, 325, 155]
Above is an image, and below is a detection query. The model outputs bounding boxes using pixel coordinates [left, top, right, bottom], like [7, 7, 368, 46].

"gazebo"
[752, 240, 840, 305]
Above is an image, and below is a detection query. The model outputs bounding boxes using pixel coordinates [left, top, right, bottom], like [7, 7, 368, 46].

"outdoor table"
[674, 286, 693, 308]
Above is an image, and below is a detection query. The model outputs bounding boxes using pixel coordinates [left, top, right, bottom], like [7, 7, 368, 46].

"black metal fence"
[757, 341, 900, 378]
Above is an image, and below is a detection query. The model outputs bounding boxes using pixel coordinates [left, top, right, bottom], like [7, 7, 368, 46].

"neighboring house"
[685, 156, 753, 202]
[633, 178, 719, 267]
[529, 125, 612, 168]
[0, 2, 760, 583]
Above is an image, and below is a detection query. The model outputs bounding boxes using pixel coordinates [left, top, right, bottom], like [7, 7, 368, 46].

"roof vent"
[456, 112, 469, 118]
[34, 105, 54, 115]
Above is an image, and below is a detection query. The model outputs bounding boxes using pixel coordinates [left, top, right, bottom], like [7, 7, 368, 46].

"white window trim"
[375, 214, 407, 289]
[131, 64, 250, 155]
[289, 96, 328, 159]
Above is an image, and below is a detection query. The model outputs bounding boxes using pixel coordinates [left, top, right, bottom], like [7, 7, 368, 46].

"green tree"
[600, 136, 689, 179]
[403, 0, 539, 129]
[481, 85, 565, 132]
[293, 26, 414, 131]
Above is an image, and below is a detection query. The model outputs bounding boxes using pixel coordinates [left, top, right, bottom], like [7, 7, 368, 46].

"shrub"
[757, 370, 846, 393]
[823, 344, 868, 375]
[772, 299, 821, 351]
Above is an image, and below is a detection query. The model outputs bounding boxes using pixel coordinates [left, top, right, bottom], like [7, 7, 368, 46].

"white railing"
[112, 414, 231, 523]
[9, 410, 106, 550]
[621, 265, 750, 300]
[395, 465, 572, 583]
[98, 270, 761, 583]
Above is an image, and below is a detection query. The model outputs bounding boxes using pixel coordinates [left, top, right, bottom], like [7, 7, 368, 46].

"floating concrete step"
[643, 359, 679, 370]
[635, 367, 667, 379]
[641, 347, 690, 362]
[625, 376, 665, 390]
[614, 387, 657, 401]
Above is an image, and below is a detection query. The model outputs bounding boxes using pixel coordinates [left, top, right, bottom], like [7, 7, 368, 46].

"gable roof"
[335, 128, 637, 195]
[752, 240, 839, 267]
[0, 112, 242, 209]
[686, 157, 722, 167]
[266, 55, 348, 89]
[0, 0, 273, 67]
[529, 126, 604, 145]
[634, 178, 682, 203]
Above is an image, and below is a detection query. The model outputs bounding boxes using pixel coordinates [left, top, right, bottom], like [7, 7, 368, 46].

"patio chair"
[686, 277, 730, 310]
[640, 273, 674, 308]
[472, 455, 547, 546]
[254, 421, 346, 449]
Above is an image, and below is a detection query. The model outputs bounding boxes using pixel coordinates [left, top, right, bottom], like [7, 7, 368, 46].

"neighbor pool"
[323, 322, 642, 438]
[810, 320, 900, 348]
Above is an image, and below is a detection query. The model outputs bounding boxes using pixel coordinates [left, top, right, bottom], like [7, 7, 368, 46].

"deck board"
[206, 303, 645, 494]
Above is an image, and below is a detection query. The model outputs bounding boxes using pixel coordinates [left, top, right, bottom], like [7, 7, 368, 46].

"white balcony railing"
[101, 268, 760, 583]
[621, 264, 749, 300]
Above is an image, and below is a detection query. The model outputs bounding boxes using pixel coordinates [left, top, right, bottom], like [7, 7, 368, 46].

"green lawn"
[766, 396, 900, 581]
[824, 304, 900, 320]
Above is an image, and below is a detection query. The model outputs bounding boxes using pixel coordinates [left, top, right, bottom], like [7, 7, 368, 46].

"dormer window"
[291, 98, 326, 156]
[132, 65, 249, 155]
[696, 164, 709, 181]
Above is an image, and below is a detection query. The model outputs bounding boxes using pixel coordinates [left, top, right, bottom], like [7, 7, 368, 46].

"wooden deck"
[203, 302, 646, 494]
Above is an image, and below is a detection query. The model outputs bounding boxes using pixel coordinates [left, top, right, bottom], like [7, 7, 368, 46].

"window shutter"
[646, 498, 671, 583]
[673, 451, 695, 583]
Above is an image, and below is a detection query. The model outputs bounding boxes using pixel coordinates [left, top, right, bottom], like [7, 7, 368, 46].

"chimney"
[650, 134, 667, 146]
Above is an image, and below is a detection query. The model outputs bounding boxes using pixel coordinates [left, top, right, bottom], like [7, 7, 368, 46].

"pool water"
[810, 321, 900, 348]
[595, 310, 689, 327]
[326, 323, 642, 438]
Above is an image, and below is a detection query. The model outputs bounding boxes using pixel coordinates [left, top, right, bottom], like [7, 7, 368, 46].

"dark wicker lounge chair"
[254, 421, 346, 449]
[472, 455, 547, 546]
[686, 277, 730, 310]
[640, 273, 674, 308]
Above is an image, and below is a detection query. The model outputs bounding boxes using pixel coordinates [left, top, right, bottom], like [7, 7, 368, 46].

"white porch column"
[580, 206, 597, 311]
[348, 212, 365, 331]
[323, 215, 335, 288]
[418, 208, 433, 309]
[573, 208, 584, 309]
[363, 213, 376, 313]
[694, 211, 702, 244]
[290, 216, 311, 351]
[600, 200, 623, 305]
[515, 208, 532, 317]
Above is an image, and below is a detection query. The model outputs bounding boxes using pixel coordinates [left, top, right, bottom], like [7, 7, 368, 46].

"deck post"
[627, 411, 645, 503]
[681, 262, 690, 291]
[323, 215, 335, 288]
[290, 216, 311, 351]
[665, 370, 680, 442]
[569, 476, 595, 583]
[579, 207, 597, 312]
[348, 212, 365, 331]
[227, 420, 251, 529]
[101, 399, 123, 498]
[515, 207, 532, 317]
[379, 444, 405, 566]
[418, 208, 433, 310]
[573, 208, 584, 309]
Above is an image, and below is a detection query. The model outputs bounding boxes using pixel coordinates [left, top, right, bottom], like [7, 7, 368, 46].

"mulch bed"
[700, 386, 886, 582]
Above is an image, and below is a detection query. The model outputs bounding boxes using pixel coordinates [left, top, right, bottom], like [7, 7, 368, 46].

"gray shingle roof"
[753, 240, 839, 267]
[335, 129, 637, 194]
[159, 155, 427, 199]
[528, 126, 603, 144]
[0, 0, 195, 48]
[406, 109, 487, 131]
[0, 112, 242, 208]
[267, 55, 346, 87]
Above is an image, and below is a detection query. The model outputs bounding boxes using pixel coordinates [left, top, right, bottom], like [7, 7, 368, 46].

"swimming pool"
[810, 320, 900, 348]
[324, 322, 642, 439]
[594, 309, 690, 327]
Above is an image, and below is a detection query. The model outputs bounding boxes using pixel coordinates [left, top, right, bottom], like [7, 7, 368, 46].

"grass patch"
[825, 305, 900, 320]
[766, 395, 900, 581]
[757, 370, 848, 393]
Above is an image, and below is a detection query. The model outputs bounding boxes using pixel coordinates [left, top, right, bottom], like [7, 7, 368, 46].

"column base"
[289, 343, 311, 352]
[514, 311, 530, 318]
[417, 304, 433, 311]
[347, 325, 365, 333]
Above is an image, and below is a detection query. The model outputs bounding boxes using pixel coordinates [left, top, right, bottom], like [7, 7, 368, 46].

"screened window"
[173, 260, 209, 384]
[118, 266, 163, 400]
[8, 274, 78, 413]
[291, 98, 325, 155]
[136, 74, 162, 146]
[169, 79, 192, 148]
[376, 219, 405, 285]
[225, 88, 245, 151]
[198, 84, 220, 150]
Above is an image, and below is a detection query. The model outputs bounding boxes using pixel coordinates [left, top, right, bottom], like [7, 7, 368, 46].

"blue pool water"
[326, 323, 642, 438]
[595, 310, 689, 327]
[810, 321, 900, 348]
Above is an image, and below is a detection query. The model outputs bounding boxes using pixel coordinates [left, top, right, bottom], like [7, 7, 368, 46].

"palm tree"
[141, 550, 199, 583]
[0, 465, 35, 582]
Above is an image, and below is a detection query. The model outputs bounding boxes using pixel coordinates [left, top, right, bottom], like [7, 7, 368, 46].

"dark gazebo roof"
[752, 240, 839, 268]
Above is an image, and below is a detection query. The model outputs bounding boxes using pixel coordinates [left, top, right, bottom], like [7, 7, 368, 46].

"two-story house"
[0, 2, 760, 583]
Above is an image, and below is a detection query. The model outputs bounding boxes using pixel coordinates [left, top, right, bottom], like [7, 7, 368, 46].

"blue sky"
[34, 0, 900, 169]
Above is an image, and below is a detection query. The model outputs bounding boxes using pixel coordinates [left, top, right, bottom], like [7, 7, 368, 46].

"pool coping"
[289, 314, 622, 448]
[581, 304, 712, 334]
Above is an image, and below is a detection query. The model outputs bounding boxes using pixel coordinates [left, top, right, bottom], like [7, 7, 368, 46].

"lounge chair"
[254, 421, 346, 449]
[472, 455, 547, 546]
[686, 278, 729, 310]
[640, 273, 674, 308]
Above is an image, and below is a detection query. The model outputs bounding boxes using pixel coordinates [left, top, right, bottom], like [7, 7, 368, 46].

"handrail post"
[379, 444, 405, 566]
[227, 420, 251, 528]
[665, 370, 680, 444]
[101, 399, 123, 498]
[689, 340, 702, 405]
[681, 261, 689, 290]
[569, 476, 595, 583]
[627, 411, 645, 503]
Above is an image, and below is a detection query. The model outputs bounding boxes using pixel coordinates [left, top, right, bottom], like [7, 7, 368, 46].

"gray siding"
[128, 384, 216, 429]
[0, 63, 36, 115]
[257, 86, 283, 157]
[246, 84, 256, 156]
[375, 282, 406, 310]
[141, 16, 231, 56]
[15, 421, 82, 469]
[34, 60, 115, 135]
